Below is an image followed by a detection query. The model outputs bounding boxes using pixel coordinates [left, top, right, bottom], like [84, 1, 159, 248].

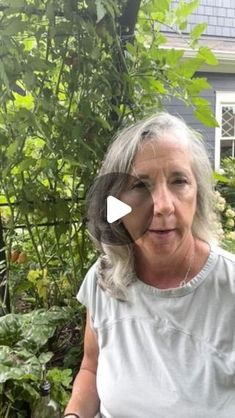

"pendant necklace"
[178, 239, 195, 287]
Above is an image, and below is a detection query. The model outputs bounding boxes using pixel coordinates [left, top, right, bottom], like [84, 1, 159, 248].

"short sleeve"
[76, 259, 100, 326]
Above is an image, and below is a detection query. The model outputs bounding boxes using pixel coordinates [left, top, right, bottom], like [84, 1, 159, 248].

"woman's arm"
[64, 310, 100, 418]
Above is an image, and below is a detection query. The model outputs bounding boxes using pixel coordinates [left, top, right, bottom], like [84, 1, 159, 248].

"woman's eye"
[131, 181, 146, 189]
[173, 178, 188, 185]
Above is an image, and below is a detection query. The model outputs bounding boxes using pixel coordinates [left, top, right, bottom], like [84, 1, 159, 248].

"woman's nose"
[152, 185, 174, 216]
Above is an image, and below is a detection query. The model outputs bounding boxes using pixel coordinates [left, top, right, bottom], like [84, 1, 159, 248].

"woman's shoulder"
[86, 257, 101, 279]
[209, 245, 235, 281]
[212, 245, 235, 263]
[76, 258, 101, 304]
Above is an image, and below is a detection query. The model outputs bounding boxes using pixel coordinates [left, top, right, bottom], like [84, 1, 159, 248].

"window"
[215, 92, 235, 170]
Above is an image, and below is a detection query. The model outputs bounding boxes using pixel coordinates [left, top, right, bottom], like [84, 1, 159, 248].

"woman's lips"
[148, 229, 176, 236]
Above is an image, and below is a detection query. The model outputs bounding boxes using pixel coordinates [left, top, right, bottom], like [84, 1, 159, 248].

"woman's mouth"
[148, 229, 176, 237]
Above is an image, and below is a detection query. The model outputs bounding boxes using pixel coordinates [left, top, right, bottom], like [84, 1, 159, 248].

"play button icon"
[86, 172, 153, 246]
[107, 196, 132, 223]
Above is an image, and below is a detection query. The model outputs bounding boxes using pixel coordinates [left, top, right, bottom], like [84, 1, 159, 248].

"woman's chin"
[134, 231, 178, 254]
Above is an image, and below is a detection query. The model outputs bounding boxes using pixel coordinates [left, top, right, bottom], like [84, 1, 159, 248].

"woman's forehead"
[133, 134, 190, 163]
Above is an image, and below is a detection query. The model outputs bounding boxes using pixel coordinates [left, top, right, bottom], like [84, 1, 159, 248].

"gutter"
[162, 35, 235, 73]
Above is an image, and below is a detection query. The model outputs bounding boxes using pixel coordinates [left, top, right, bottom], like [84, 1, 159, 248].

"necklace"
[178, 239, 195, 287]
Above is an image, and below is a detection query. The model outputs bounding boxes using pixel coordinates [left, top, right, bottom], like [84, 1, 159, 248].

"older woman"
[64, 113, 235, 418]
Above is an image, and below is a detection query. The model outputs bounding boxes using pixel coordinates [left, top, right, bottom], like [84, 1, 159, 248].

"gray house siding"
[165, 72, 235, 167]
[170, 0, 235, 38]
[160, 0, 235, 167]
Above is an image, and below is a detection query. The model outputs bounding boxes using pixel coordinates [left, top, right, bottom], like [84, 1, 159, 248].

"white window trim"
[215, 91, 235, 171]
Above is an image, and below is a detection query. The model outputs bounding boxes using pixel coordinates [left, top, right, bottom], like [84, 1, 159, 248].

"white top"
[77, 245, 235, 418]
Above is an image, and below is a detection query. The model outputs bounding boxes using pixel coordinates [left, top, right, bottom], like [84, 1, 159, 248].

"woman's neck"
[134, 237, 209, 289]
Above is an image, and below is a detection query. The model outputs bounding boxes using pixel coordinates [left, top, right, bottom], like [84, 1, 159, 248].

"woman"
[64, 113, 235, 418]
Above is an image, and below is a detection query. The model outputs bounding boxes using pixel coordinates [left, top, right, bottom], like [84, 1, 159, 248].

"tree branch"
[118, 0, 142, 42]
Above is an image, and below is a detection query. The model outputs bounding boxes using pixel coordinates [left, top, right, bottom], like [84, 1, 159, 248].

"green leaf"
[175, 0, 199, 20]
[23, 38, 35, 52]
[17, 308, 72, 352]
[102, 1, 116, 19]
[38, 352, 54, 365]
[23, 71, 36, 90]
[155, 0, 171, 13]
[17, 381, 39, 399]
[0, 315, 22, 346]
[0, 346, 40, 383]
[187, 77, 211, 94]
[13, 91, 34, 110]
[198, 46, 218, 65]
[3, 18, 27, 35]
[191, 97, 211, 107]
[28, 56, 55, 71]
[0, 62, 10, 91]
[95, 0, 106, 23]
[55, 223, 69, 238]
[126, 42, 137, 56]
[55, 200, 70, 220]
[191, 23, 207, 41]
[144, 77, 166, 94]
[17, 158, 36, 172]
[0, 308, 73, 355]
[0, 132, 8, 145]
[194, 106, 219, 127]
[47, 367, 72, 388]
[53, 21, 72, 36]
[95, 116, 111, 130]
[164, 49, 184, 66]
[213, 173, 230, 184]
[6, 140, 20, 158]
[152, 79, 167, 93]
[178, 58, 204, 77]
[179, 21, 188, 31]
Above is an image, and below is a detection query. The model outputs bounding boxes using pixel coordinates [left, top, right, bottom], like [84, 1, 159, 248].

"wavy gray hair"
[87, 112, 217, 299]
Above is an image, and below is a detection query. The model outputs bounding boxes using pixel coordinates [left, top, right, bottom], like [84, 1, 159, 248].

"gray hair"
[87, 112, 218, 299]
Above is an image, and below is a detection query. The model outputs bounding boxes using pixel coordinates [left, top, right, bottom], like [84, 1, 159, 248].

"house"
[161, 0, 235, 170]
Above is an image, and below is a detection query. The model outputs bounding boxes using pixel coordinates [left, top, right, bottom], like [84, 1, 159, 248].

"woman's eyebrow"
[171, 170, 188, 176]
[171, 170, 192, 177]
[131, 167, 192, 179]
[133, 171, 189, 178]
[131, 171, 150, 179]
[134, 174, 150, 179]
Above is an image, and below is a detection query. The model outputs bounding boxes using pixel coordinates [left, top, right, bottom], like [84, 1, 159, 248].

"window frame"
[215, 91, 235, 170]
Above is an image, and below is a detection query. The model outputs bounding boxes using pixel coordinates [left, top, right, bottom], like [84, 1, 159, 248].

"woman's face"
[120, 133, 197, 256]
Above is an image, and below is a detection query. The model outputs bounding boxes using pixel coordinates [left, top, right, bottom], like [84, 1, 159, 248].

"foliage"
[0, 0, 219, 309]
[0, 307, 75, 417]
[217, 157, 235, 207]
[0, 0, 219, 308]
[215, 158, 235, 254]
[132, 0, 218, 126]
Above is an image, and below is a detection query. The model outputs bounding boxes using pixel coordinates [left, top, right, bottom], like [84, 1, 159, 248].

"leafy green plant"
[218, 157, 235, 207]
[0, 0, 219, 314]
[0, 307, 75, 417]
[214, 157, 235, 253]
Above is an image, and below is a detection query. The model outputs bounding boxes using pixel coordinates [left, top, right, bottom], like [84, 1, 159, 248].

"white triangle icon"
[107, 196, 132, 224]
